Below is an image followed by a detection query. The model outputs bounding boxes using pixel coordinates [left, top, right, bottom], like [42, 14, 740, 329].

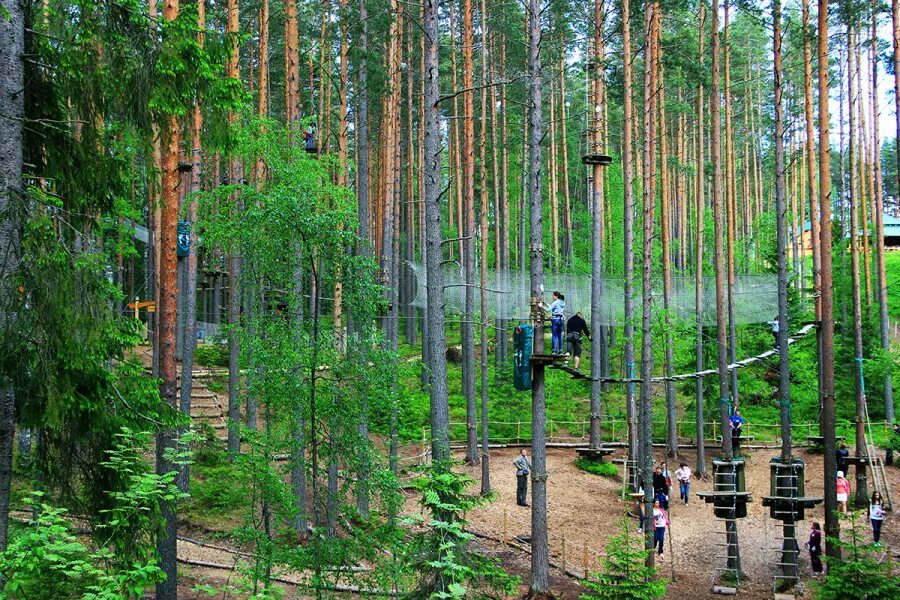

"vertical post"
[503, 508, 508, 543]
[583, 544, 589, 580]
[421, 426, 427, 465]
[561, 535, 567, 573]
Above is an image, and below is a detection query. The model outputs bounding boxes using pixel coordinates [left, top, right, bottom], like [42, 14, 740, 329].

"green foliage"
[581, 517, 667, 600]
[575, 458, 619, 478]
[0, 430, 180, 600]
[0, 503, 162, 600]
[187, 464, 246, 515]
[193, 343, 229, 367]
[814, 511, 900, 600]
[403, 461, 519, 599]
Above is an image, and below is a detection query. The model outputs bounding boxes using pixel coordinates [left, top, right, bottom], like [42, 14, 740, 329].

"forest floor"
[450, 445, 900, 599]
[171, 441, 900, 599]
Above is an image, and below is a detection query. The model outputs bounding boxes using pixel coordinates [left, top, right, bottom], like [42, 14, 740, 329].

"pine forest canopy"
[0, 0, 898, 596]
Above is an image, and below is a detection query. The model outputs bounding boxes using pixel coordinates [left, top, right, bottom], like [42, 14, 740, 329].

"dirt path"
[451, 446, 900, 599]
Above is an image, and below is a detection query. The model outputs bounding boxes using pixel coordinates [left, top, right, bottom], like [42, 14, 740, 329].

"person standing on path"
[513, 449, 531, 507]
[868, 491, 885, 545]
[835, 471, 851, 513]
[548, 291, 566, 354]
[674, 463, 692, 505]
[652, 499, 669, 556]
[806, 522, 823, 576]
[565, 311, 590, 371]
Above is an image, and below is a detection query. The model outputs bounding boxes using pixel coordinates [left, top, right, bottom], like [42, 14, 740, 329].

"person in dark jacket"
[513, 449, 531, 507]
[565, 312, 590, 371]
[652, 466, 669, 509]
[836, 443, 850, 475]
[806, 522, 823, 576]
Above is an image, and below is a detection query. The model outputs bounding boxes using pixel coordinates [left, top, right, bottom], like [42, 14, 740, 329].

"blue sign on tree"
[513, 324, 533, 391]
[177, 221, 190, 258]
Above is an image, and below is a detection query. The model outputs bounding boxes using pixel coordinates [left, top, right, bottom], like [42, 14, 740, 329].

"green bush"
[194, 343, 228, 367]
[575, 458, 619, 478]
[814, 511, 900, 600]
[581, 516, 667, 599]
[189, 465, 246, 514]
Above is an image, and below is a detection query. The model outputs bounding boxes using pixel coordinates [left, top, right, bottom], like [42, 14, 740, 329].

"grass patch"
[575, 458, 618, 478]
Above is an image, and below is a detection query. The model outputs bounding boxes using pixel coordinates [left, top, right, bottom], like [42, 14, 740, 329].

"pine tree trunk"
[156, 2, 181, 597]
[818, 0, 840, 559]
[622, 0, 638, 468]
[461, 0, 478, 466]
[640, 3, 659, 563]
[659, 61, 676, 459]
[404, 18, 417, 348]
[527, 0, 549, 590]
[559, 52, 573, 266]
[711, 0, 740, 573]
[723, 1, 739, 409]
[423, 0, 449, 463]
[848, 28, 869, 508]
[589, 0, 605, 450]
[874, 0, 894, 421]
[479, 0, 491, 494]
[226, 0, 243, 459]
[694, 1, 707, 478]
[178, 0, 205, 494]
[773, 0, 799, 580]
[0, 0, 24, 561]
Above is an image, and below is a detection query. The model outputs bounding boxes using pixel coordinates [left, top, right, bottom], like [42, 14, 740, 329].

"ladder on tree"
[768, 472, 801, 594]
[864, 396, 893, 510]
[713, 463, 741, 586]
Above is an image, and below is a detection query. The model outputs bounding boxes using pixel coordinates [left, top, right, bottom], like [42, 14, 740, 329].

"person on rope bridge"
[565, 311, 590, 371]
[730, 408, 745, 455]
[548, 291, 566, 354]
[513, 449, 532, 508]
[652, 499, 669, 556]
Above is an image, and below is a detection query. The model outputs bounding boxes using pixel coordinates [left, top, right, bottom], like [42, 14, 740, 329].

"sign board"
[177, 221, 191, 257]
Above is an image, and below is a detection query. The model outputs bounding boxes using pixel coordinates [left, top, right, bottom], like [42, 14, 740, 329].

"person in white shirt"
[652, 499, 669, 556]
[674, 463, 693, 505]
[868, 491, 885, 545]
[548, 291, 566, 354]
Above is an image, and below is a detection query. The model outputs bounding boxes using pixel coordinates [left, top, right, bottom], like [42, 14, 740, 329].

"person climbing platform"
[767, 317, 780, 350]
[836, 442, 850, 475]
[548, 291, 566, 354]
[513, 449, 531, 507]
[806, 522, 823, 576]
[675, 463, 692, 505]
[565, 311, 590, 371]
[652, 499, 669, 556]
[730, 409, 745, 455]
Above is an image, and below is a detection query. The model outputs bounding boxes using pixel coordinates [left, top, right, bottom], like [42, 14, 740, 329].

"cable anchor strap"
[855, 356, 867, 397]
[589, 412, 602, 419]
[531, 473, 549, 482]
[719, 397, 733, 411]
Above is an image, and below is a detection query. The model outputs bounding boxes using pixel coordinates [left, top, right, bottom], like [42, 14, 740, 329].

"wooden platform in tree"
[760, 495, 823, 509]
[696, 491, 753, 502]
[805, 435, 845, 447]
[530, 353, 568, 366]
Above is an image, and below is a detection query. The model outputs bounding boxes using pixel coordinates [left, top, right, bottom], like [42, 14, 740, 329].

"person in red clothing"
[835, 471, 851, 513]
